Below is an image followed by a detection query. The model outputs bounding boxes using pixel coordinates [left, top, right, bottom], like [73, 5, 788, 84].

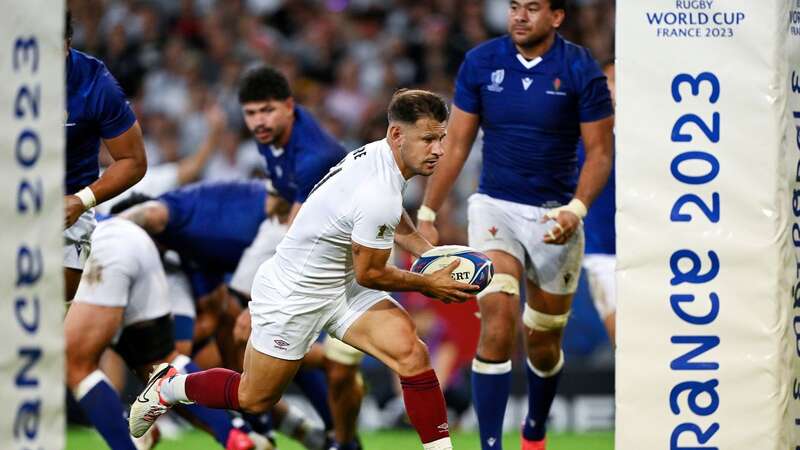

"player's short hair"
[65, 10, 74, 41]
[387, 89, 448, 125]
[238, 65, 292, 104]
[109, 193, 155, 215]
[548, 0, 566, 11]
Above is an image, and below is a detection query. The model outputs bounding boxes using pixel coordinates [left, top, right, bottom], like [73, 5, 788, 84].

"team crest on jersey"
[377, 224, 388, 239]
[487, 69, 505, 92]
[546, 77, 567, 96]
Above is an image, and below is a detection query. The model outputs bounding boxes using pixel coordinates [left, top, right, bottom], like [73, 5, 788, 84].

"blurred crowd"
[69, 0, 615, 408]
[70, 0, 614, 209]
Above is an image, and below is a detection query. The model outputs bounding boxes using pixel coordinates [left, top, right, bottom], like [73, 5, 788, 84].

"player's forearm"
[177, 132, 219, 185]
[355, 265, 431, 293]
[395, 211, 434, 257]
[88, 157, 147, 204]
[573, 142, 613, 208]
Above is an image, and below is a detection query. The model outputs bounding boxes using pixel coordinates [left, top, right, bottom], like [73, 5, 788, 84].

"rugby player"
[130, 89, 477, 450]
[232, 66, 366, 449]
[64, 11, 147, 301]
[417, 1, 614, 448]
[65, 217, 268, 450]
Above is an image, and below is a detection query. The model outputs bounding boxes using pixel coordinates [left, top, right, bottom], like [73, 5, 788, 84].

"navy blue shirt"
[454, 35, 613, 207]
[257, 106, 347, 203]
[66, 49, 137, 194]
[577, 142, 615, 255]
[155, 180, 268, 276]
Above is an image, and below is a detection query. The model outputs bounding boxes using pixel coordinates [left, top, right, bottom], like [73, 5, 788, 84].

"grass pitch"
[68, 426, 614, 449]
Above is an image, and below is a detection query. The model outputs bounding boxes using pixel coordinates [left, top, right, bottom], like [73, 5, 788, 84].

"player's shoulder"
[293, 106, 346, 151]
[558, 35, 602, 76]
[69, 48, 112, 82]
[464, 35, 510, 65]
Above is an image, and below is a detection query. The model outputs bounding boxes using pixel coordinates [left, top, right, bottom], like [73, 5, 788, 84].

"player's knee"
[394, 338, 430, 377]
[527, 339, 563, 373]
[328, 362, 358, 389]
[478, 316, 516, 358]
[238, 389, 280, 415]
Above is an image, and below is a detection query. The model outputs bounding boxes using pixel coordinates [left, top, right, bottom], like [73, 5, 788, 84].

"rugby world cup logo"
[488, 69, 505, 92]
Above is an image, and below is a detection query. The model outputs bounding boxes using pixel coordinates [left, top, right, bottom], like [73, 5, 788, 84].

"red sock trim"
[400, 369, 450, 443]
[185, 368, 241, 410]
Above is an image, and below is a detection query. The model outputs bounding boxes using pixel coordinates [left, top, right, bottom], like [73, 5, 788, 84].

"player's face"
[399, 117, 447, 177]
[241, 98, 294, 145]
[508, 0, 564, 49]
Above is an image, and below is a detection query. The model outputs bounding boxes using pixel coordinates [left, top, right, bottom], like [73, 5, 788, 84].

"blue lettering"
[670, 379, 720, 416]
[670, 250, 720, 285]
[670, 422, 720, 450]
[670, 293, 719, 325]
[15, 348, 41, 387]
[15, 245, 42, 286]
[15, 296, 39, 334]
[14, 129, 40, 167]
[671, 336, 720, 371]
[13, 37, 38, 72]
[13, 399, 40, 440]
[671, 151, 720, 184]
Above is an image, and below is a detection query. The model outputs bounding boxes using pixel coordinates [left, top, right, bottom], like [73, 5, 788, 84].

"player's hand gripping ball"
[411, 245, 494, 293]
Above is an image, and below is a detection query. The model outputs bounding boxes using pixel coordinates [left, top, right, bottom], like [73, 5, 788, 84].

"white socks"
[159, 373, 189, 405]
[423, 436, 453, 450]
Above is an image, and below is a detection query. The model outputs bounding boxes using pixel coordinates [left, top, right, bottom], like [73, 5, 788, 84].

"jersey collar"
[506, 33, 564, 71]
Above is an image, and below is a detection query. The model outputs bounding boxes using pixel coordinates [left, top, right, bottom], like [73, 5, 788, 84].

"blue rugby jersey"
[66, 49, 136, 195]
[454, 34, 613, 207]
[257, 105, 347, 203]
[577, 142, 615, 255]
[155, 180, 268, 276]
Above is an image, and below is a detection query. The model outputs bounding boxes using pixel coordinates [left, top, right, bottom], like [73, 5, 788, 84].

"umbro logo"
[437, 422, 449, 433]
[273, 339, 290, 349]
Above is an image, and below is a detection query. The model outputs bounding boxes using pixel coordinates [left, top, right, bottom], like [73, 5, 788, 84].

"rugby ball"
[410, 245, 494, 293]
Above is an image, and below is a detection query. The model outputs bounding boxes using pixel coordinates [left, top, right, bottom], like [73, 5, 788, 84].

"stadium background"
[66, 0, 615, 447]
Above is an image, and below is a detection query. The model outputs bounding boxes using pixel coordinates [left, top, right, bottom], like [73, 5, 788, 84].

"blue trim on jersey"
[257, 106, 347, 203]
[454, 35, 613, 207]
[66, 49, 136, 194]
[155, 181, 268, 277]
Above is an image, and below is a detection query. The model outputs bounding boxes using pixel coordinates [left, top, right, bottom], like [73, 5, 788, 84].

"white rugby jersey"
[265, 138, 407, 298]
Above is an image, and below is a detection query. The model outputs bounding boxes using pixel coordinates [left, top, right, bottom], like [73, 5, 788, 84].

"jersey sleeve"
[92, 68, 137, 139]
[453, 54, 482, 114]
[575, 55, 613, 123]
[295, 149, 346, 203]
[350, 186, 401, 250]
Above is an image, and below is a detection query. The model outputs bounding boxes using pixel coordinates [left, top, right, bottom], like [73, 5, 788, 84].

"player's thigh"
[524, 209, 585, 297]
[338, 299, 426, 374]
[239, 341, 302, 408]
[64, 267, 82, 302]
[64, 303, 124, 385]
[583, 254, 617, 319]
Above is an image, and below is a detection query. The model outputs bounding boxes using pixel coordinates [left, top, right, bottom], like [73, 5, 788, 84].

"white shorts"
[64, 209, 97, 270]
[229, 217, 287, 295]
[73, 218, 171, 328]
[249, 259, 392, 360]
[582, 253, 616, 319]
[467, 193, 584, 294]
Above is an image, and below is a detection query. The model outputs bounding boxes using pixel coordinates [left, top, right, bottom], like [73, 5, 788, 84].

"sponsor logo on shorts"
[437, 422, 449, 433]
[273, 339, 290, 350]
[377, 224, 388, 239]
[488, 226, 498, 237]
